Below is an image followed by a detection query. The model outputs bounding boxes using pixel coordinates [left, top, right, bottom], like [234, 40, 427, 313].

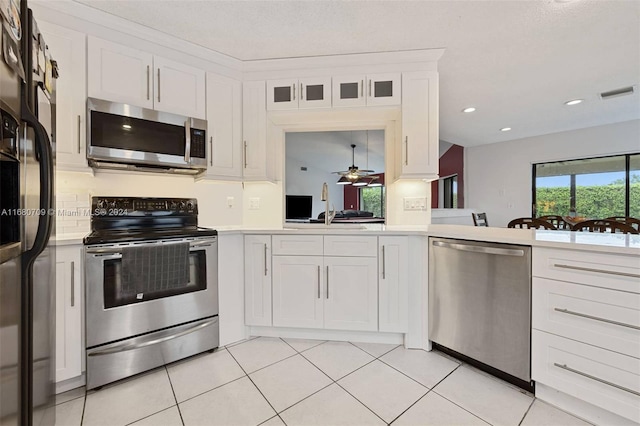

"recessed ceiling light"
[564, 99, 583, 106]
[122, 124, 132, 129]
[462, 107, 476, 113]
[500, 127, 511, 132]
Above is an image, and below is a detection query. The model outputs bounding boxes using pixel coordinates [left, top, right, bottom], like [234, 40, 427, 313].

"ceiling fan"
[333, 143, 378, 185]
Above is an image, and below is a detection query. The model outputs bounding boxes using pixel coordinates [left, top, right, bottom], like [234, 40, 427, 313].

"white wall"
[465, 119, 640, 228]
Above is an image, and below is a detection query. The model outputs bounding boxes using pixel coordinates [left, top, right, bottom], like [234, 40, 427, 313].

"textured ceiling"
[73, 0, 640, 147]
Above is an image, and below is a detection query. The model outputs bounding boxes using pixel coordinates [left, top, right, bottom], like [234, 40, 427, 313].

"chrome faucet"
[320, 182, 336, 225]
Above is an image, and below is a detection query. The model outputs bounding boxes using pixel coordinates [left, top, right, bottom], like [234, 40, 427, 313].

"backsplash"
[55, 192, 91, 235]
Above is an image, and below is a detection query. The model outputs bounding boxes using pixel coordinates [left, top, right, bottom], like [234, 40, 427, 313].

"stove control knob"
[170, 201, 178, 210]
[179, 201, 187, 210]
[109, 200, 117, 209]
[187, 201, 194, 210]
[96, 199, 106, 209]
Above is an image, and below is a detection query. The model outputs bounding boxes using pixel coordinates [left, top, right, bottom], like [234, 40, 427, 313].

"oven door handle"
[87, 318, 218, 356]
[86, 240, 214, 255]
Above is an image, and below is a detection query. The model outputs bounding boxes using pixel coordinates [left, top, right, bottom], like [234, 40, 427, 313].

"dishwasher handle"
[432, 240, 525, 257]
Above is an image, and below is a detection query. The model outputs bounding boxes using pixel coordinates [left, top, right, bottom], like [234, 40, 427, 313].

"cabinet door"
[298, 78, 332, 109]
[242, 81, 268, 179]
[378, 236, 409, 332]
[366, 73, 401, 106]
[39, 23, 89, 172]
[55, 246, 82, 383]
[87, 36, 153, 109]
[272, 256, 324, 329]
[153, 56, 206, 119]
[399, 71, 439, 179]
[324, 257, 378, 331]
[205, 73, 242, 179]
[266, 79, 298, 111]
[332, 75, 366, 107]
[244, 235, 272, 326]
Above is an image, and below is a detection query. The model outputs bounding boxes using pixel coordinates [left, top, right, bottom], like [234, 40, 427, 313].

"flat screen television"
[286, 195, 313, 220]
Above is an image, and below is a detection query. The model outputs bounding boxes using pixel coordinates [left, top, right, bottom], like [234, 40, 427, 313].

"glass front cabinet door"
[332, 73, 401, 107]
[266, 78, 332, 110]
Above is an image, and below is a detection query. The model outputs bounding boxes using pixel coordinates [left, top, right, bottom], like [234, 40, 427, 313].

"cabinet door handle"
[326, 265, 329, 299]
[554, 308, 640, 330]
[404, 136, 409, 165]
[264, 243, 268, 276]
[209, 137, 213, 166]
[300, 83, 304, 100]
[369, 79, 372, 97]
[70, 261, 75, 307]
[146, 65, 150, 100]
[157, 68, 161, 102]
[243, 141, 248, 168]
[361, 80, 364, 97]
[382, 246, 386, 279]
[553, 263, 640, 279]
[317, 265, 321, 299]
[553, 363, 640, 397]
[292, 84, 296, 101]
[76, 115, 81, 154]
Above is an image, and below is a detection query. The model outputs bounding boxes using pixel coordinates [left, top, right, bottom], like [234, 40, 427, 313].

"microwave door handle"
[184, 119, 191, 164]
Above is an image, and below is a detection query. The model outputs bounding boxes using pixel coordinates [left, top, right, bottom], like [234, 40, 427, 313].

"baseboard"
[249, 326, 404, 346]
[55, 374, 86, 394]
[535, 383, 638, 426]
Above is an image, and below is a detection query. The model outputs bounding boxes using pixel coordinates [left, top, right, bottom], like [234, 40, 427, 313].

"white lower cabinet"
[378, 236, 409, 332]
[55, 245, 82, 383]
[244, 235, 272, 326]
[272, 256, 324, 328]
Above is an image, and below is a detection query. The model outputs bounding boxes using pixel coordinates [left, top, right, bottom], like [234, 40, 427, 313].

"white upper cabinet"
[153, 56, 206, 118]
[242, 81, 269, 179]
[398, 71, 439, 180]
[332, 73, 401, 107]
[87, 37, 205, 118]
[266, 78, 331, 110]
[204, 73, 242, 179]
[39, 22, 89, 172]
[88, 36, 153, 109]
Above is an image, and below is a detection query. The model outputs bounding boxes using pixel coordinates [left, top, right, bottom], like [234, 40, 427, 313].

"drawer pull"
[553, 263, 640, 279]
[554, 308, 640, 330]
[553, 363, 640, 397]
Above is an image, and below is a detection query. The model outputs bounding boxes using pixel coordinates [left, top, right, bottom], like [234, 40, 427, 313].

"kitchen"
[1, 1, 638, 425]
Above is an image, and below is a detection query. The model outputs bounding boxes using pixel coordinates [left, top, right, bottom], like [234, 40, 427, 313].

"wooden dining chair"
[605, 217, 640, 232]
[573, 219, 639, 234]
[507, 217, 557, 230]
[472, 212, 489, 227]
[538, 215, 571, 230]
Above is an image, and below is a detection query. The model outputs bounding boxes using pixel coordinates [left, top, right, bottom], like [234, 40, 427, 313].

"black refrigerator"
[0, 0, 56, 424]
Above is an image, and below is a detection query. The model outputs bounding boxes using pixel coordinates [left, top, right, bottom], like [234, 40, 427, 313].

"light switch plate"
[403, 197, 427, 211]
[226, 196, 234, 208]
[249, 197, 260, 210]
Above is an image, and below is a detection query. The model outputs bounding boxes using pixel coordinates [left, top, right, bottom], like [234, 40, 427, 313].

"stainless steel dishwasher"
[429, 237, 532, 388]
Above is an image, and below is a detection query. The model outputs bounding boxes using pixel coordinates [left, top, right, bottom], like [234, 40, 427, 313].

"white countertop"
[54, 224, 640, 255]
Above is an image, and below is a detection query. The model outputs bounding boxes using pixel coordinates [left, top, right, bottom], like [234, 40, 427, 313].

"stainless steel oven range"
[83, 197, 218, 390]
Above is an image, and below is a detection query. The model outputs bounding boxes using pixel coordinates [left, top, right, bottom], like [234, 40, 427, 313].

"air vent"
[600, 86, 635, 100]
[300, 166, 307, 171]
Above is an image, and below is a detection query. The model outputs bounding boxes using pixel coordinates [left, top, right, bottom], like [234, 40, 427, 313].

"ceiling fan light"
[352, 178, 369, 187]
[368, 180, 382, 187]
[336, 176, 351, 185]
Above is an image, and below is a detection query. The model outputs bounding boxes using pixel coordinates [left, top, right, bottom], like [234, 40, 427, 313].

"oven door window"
[103, 250, 206, 308]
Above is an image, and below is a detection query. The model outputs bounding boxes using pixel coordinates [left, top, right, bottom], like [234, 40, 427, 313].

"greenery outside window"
[533, 153, 639, 219]
[360, 186, 385, 218]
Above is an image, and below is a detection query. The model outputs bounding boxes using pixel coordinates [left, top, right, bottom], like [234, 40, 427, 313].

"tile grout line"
[347, 341, 400, 359]
[374, 347, 456, 390]
[79, 389, 88, 426]
[333, 380, 390, 425]
[387, 388, 434, 425]
[517, 398, 536, 426]
[163, 365, 186, 426]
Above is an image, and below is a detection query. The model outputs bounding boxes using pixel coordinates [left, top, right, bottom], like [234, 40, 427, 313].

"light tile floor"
[54, 337, 593, 426]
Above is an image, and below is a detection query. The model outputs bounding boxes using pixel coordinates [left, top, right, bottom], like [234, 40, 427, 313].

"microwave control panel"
[190, 129, 206, 159]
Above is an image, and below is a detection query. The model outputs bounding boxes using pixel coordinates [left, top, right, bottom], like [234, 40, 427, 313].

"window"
[533, 153, 639, 219]
[442, 175, 458, 208]
[360, 186, 385, 218]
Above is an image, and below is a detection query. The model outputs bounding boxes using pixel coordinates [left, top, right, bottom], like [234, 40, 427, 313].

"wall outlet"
[403, 197, 427, 211]
[226, 196, 234, 208]
[249, 197, 260, 210]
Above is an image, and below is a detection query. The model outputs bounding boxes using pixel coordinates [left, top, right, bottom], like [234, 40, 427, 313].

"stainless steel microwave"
[87, 98, 207, 174]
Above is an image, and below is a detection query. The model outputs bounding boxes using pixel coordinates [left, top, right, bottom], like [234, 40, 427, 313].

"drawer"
[532, 330, 640, 424]
[272, 235, 323, 256]
[323, 236, 377, 257]
[532, 247, 640, 293]
[532, 277, 640, 358]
